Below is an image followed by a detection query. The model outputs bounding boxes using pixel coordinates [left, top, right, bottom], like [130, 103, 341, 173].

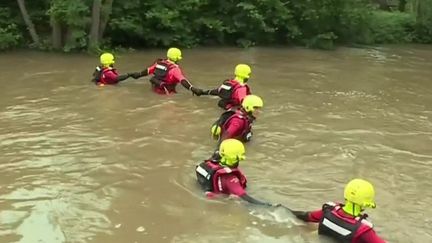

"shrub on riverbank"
[0, 7, 21, 50]
[369, 11, 416, 44]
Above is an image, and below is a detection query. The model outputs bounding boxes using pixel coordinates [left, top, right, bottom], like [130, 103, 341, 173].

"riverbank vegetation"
[1, 0, 432, 51]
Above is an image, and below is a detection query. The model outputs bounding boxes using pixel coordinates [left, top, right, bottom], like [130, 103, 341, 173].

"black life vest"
[92, 66, 103, 83]
[150, 59, 174, 80]
[218, 79, 238, 99]
[196, 160, 220, 192]
[318, 203, 368, 242]
[196, 160, 247, 193]
[217, 79, 239, 109]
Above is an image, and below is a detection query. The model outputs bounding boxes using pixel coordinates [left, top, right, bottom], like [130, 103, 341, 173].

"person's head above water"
[242, 95, 263, 116]
[100, 53, 115, 67]
[343, 178, 376, 217]
[167, 47, 182, 63]
[234, 64, 251, 84]
[218, 139, 246, 168]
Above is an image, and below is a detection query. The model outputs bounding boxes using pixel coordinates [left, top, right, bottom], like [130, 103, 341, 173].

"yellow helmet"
[344, 179, 376, 208]
[219, 139, 246, 167]
[234, 64, 251, 79]
[100, 53, 115, 66]
[167, 47, 182, 62]
[242, 95, 263, 113]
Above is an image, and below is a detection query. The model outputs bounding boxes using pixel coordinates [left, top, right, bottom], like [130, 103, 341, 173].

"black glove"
[191, 87, 205, 96]
[129, 72, 143, 79]
[116, 73, 131, 82]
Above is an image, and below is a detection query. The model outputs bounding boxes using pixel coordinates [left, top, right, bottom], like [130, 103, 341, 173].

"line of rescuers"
[196, 140, 386, 243]
[92, 48, 386, 243]
[92, 47, 252, 109]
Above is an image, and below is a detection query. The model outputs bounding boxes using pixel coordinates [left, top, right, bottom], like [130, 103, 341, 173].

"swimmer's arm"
[240, 194, 273, 206]
[116, 74, 131, 82]
[291, 209, 323, 222]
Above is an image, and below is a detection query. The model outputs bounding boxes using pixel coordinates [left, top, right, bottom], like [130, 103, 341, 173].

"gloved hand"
[191, 87, 205, 96]
[129, 72, 143, 79]
[211, 124, 221, 140]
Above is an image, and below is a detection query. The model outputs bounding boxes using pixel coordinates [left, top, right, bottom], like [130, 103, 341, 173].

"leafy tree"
[1, 0, 432, 51]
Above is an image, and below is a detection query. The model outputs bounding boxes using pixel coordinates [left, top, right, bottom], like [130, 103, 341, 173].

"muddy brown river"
[0, 46, 431, 243]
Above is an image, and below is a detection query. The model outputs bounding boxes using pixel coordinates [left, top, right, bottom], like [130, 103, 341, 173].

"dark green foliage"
[0, 7, 21, 50]
[1, 0, 432, 51]
[48, 0, 90, 51]
[414, 23, 432, 43]
[369, 11, 416, 43]
[410, 0, 432, 43]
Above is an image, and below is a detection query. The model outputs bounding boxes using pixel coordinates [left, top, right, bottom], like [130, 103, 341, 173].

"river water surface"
[0, 46, 431, 243]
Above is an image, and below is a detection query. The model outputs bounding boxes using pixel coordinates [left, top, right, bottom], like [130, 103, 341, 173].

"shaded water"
[0, 46, 431, 243]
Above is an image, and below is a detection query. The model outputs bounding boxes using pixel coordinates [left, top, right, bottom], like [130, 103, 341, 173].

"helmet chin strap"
[342, 201, 362, 217]
[234, 76, 245, 84]
[220, 156, 240, 168]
